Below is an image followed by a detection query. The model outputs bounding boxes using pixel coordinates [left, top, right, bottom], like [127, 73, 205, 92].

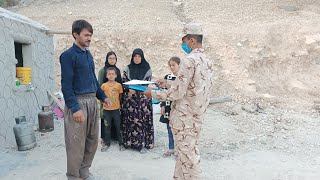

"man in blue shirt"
[60, 19, 111, 180]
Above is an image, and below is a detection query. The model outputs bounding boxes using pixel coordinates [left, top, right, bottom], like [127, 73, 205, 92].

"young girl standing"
[98, 51, 122, 145]
[160, 57, 180, 157]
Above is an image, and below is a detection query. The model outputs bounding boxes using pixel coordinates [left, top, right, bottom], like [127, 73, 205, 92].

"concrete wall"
[0, 15, 55, 149]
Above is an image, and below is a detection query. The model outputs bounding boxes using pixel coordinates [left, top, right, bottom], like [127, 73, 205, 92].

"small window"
[15, 42, 24, 67]
[14, 41, 32, 86]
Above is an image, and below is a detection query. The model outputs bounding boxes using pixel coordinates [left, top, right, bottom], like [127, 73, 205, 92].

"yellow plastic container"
[16, 67, 32, 85]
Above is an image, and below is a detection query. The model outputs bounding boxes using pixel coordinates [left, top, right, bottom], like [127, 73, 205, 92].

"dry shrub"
[0, 0, 18, 7]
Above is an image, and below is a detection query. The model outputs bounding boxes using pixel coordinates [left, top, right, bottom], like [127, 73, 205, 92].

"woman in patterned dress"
[121, 48, 154, 153]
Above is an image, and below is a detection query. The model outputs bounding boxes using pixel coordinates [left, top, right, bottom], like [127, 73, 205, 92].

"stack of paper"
[123, 80, 155, 85]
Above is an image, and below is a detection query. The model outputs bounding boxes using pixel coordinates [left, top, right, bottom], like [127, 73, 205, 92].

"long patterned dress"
[121, 66, 154, 150]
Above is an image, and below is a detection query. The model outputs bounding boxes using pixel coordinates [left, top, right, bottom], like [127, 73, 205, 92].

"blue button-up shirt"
[60, 43, 107, 113]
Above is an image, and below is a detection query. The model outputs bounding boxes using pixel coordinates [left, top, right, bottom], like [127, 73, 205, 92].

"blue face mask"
[181, 43, 192, 54]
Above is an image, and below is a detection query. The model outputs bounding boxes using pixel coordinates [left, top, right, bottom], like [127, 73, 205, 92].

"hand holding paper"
[144, 87, 152, 98]
[156, 79, 167, 88]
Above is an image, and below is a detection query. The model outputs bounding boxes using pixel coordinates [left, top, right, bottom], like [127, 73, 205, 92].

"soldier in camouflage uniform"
[145, 22, 214, 180]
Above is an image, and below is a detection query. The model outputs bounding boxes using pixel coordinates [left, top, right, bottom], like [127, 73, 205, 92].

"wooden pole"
[46, 30, 70, 35]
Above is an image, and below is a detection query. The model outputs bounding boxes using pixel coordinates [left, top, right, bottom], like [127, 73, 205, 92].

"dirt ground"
[1, 0, 320, 179]
[1, 105, 319, 180]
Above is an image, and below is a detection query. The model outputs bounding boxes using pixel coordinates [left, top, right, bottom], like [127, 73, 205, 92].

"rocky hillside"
[9, 0, 320, 109]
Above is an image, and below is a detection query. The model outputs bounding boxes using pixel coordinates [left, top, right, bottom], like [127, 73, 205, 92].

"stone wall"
[0, 13, 55, 149]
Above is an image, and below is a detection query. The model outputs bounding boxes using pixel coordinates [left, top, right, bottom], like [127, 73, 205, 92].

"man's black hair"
[72, 20, 93, 39]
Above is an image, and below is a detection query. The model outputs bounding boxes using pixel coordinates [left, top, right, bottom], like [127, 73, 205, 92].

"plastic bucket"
[16, 67, 32, 85]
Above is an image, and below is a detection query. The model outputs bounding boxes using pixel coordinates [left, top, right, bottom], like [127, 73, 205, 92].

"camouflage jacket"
[152, 48, 214, 130]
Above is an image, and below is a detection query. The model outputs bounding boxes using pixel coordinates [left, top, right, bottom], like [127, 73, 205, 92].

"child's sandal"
[162, 150, 174, 158]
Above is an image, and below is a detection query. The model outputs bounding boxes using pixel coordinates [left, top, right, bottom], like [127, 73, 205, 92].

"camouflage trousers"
[172, 125, 202, 180]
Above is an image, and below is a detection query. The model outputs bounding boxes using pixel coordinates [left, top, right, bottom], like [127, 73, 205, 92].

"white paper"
[123, 80, 156, 85]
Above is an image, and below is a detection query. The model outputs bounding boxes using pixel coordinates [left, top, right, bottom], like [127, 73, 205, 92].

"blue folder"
[128, 85, 148, 92]
[152, 99, 160, 104]
[127, 85, 160, 104]
[128, 85, 160, 92]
